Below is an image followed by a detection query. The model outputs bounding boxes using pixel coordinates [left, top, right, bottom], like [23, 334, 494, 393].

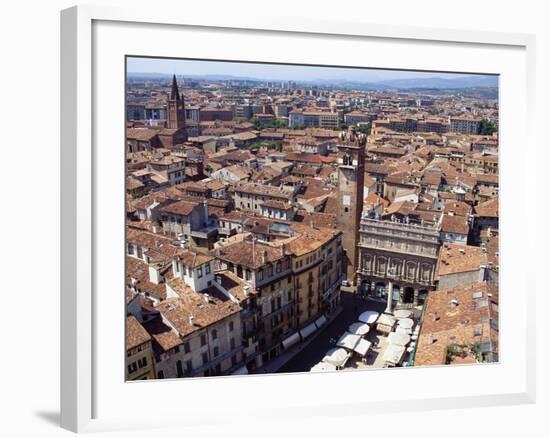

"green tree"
[480, 118, 497, 135]
[357, 122, 371, 136]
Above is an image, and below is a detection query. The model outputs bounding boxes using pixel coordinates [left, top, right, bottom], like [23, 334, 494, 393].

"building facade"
[357, 218, 440, 311]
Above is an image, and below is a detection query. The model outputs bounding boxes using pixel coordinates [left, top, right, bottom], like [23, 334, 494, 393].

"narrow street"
[278, 292, 386, 373]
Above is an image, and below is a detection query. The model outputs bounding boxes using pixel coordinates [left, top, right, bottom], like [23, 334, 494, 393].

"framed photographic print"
[61, 4, 536, 433]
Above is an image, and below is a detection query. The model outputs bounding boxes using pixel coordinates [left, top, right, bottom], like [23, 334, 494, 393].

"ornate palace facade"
[357, 217, 440, 311]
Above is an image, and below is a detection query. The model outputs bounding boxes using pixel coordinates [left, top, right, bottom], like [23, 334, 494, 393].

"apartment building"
[126, 316, 156, 380]
[289, 109, 340, 129]
[147, 155, 187, 186]
[215, 238, 295, 363]
[229, 181, 297, 215]
[450, 116, 482, 134]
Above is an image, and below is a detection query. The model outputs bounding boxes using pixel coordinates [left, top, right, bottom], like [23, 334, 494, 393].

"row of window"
[127, 356, 148, 375]
[175, 261, 211, 278]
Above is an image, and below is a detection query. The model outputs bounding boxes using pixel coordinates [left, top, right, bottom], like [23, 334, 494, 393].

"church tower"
[166, 74, 187, 134]
[336, 126, 366, 286]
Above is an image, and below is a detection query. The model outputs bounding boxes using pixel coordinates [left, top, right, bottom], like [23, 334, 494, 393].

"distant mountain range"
[127, 72, 498, 90]
[376, 75, 498, 89]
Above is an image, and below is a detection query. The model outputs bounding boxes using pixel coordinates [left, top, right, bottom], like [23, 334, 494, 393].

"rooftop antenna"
[252, 236, 256, 266]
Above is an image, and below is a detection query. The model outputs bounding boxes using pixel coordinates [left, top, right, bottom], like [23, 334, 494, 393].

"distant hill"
[375, 75, 498, 89]
[127, 72, 498, 90]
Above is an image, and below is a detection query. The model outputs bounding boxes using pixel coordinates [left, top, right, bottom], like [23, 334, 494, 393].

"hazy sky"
[127, 57, 484, 83]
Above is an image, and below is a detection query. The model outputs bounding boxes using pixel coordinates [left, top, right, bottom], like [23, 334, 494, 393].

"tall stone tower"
[336, 126, 366, 286]
[166, 74, 187, 133]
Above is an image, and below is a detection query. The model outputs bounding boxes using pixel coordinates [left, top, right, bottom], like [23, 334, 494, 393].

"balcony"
[188, 345, 245, 377]
[190, 224, 218, 239]
[259, 301, 293, 322]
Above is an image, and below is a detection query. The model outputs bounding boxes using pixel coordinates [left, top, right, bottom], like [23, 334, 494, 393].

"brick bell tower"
[166, 74, 188, 141]
[336, 126, 366, 286]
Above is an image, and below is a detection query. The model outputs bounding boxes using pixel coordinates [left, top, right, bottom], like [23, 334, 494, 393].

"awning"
[231, 365, 248, 375]
[336, 333, 362, 351]
[314, 315, 328, 328]
[398, 318, 414, 329]
[388, 332, 411, 347]
[348, 322, 370, 336]
[300, 322, 317, 339]
[376, 313, 397, 328]
[282, 332, 301, 349]
[396, 326, 412, 335]
[310, 362, 337, 372]
[353, 338, 372, 357]
[394, 309, 412, 319]
[382, 344, 406, 365]
[358, 310, 380, 325]
[322, 348, 350, 368]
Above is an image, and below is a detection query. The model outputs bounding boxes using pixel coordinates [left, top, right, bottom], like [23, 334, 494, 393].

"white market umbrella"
[388, 332, 411, 347]
[353, 338, 372, 357]
[337, 333, 362, 351]
[358, 310, 380, 325]
[348, 322, 370, 336]
[376, 313, 397, 328]
[311, 362, 337, 372]
[382, 344, 406, 365]
[322, 348, 350, 368]
[396, 326, 412, 335]
[394, 309, 412, 319]
[398, 318, 414, 329]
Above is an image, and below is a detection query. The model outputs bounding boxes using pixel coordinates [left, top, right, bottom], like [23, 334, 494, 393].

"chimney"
[189, 316, 195, 326]
[262, 250, 268, 264]
[203, 200, 209, 226]
[243, 286, 250, 297]
[479, 265, 487, 282]
[280, 243, 285, 256]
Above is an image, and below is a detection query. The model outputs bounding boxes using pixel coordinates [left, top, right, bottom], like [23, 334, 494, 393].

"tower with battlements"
[336, 126, 366, 285]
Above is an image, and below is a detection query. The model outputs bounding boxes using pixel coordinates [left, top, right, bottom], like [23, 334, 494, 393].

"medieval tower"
[336, 126, 366, 286]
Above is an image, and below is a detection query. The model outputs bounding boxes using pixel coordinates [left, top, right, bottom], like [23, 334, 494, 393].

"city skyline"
[125, 63, 499, 381]
[127, 57, 496, 85]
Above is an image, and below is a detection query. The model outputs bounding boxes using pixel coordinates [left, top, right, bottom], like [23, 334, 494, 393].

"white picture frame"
[60, 4, 536, 433]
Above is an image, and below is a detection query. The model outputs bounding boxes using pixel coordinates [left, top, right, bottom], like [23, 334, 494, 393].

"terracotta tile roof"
[414, 282, 498, 366]
[260, 199, 292, 210]
[157, 286, 240, 338]
[173, 249, 214, 268]
[440, 214, 469, 235]
[216, 239, 285, 269]
[230, 181, 295, 198]
[127, 256, 170, 300]
[126, 228, 173, 251]
[127, 177, 144, 191]
[143, 318, 182, 352]
[213, 270, 249, 302]
[127, 128, 158, 142]
[443, 200, 471, 217]
[475, 197, 499, 217]
[159, 200, 200, 216]
[436, 243, 485, 277]
[126, 315, 151, 350]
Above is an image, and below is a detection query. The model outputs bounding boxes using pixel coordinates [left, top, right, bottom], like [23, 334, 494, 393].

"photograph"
[125, 57, 499, 380]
